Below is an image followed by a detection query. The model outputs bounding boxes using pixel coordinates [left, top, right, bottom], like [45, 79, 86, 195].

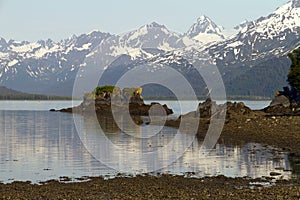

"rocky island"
[51, 85, 173, 117]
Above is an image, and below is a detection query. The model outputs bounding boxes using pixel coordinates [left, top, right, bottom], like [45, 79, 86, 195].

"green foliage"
[90, 86, 142, 100]
[287, 48, 300, 91]
[93, 85, 119, 97]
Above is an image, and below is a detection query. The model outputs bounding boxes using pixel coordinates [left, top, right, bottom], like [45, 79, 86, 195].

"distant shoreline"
[0, 95, 272, 101]
[0, 94, 73, 101]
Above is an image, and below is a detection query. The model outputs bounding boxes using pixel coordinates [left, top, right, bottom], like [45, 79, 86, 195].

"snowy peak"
[107, 22, 189, 55]
[130, 21, 179, 38]
[234, 20, 250, 31]
[123, 21, 177, 41]
[145, 21, 167, 29]
[187, 15, 223, 36]
[186, 15, 225, 44]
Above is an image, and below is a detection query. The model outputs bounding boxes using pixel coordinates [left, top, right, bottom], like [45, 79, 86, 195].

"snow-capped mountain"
[0, 22, 196, 95]
[208, 0, 300, 66]
[0, 31, 112, 94]
[86, 22, 195, 62]
[124, 0, 300, 97]
[118, 22, 193, 52]
[185, 15, 225, 44]
[0, 0, 299, 97]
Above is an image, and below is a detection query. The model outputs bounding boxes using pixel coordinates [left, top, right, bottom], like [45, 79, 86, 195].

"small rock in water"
[274, 167, 284, 170]
[270, 172, 281, 176]
[59, 176, 72, 182]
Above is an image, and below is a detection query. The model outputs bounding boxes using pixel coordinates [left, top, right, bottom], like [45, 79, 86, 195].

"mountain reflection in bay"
[0, 110, 113, 183]
[76, 112, 194, 173]
[0, 102, 295, 183]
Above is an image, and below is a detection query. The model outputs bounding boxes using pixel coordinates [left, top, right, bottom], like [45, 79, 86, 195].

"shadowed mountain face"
[0, 0, 299, 97]
[293, 0, 300, 7]
[0, 86, 22, 94]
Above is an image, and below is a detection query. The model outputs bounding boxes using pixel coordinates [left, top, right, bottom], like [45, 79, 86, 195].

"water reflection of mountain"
[0, 110, 295, 183]
[0, 110, 108, 182]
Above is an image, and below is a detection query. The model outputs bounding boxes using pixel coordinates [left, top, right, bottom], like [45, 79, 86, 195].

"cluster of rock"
[195, 93, 300, 119]
[179, 98, 253, 120]
[264, 86, 300, 114]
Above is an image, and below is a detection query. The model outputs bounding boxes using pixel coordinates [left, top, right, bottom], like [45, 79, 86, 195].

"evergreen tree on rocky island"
[287, 47, 300, 91]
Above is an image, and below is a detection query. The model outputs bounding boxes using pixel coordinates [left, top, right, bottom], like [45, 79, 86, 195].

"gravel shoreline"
[1, 175, 300, 199]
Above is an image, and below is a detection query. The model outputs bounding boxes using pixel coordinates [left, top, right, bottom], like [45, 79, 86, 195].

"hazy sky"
[0, 0, 289, 42]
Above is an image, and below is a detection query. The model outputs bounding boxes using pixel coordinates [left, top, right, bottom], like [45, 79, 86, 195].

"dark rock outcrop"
[196, 98, 252, 119]
[53, 98, 173, 117]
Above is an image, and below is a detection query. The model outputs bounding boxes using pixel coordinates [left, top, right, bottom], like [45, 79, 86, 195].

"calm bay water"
[0, 100, 82, 111]
[1, 100, 295, 183]
[0, 100, 270, 112]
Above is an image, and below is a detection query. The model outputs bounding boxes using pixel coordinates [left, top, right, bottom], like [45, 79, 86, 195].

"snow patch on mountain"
[10, 42, 41, 53]
[226, 41, 244, 48]
[7, 59, 19, 67]
[0, 52, 9, 59]
[193, 33, 224, 45]
[75, 43, 92, 51]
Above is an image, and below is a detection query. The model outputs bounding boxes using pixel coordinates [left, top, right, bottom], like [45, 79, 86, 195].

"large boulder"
[269, 95, 290, 108]
[264, 95, 300, 115]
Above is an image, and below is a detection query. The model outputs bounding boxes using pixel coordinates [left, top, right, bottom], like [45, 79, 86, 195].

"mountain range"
[0, 0, 300, 97]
